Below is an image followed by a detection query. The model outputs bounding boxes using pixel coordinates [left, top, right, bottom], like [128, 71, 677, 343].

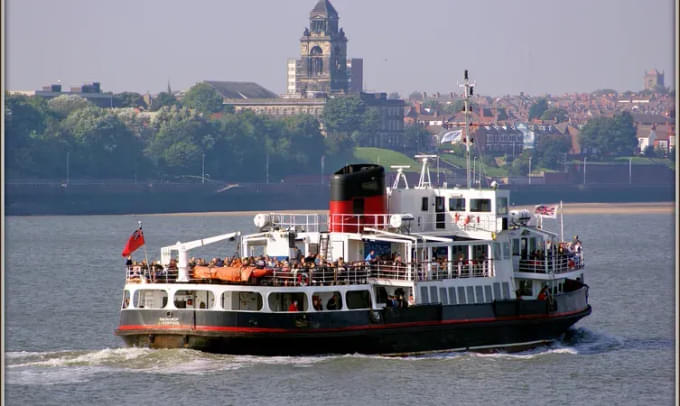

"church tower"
[295, 0, 348, 97]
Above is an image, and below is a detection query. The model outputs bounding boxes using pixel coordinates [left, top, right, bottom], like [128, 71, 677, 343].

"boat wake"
[5, 328, 630, 385]
[4, 347, 338, 385]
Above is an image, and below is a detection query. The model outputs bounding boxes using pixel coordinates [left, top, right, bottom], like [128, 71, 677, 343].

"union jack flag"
[534, 204, 558, 218]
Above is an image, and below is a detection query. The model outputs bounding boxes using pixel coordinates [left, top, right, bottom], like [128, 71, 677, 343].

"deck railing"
[517, 254, 584, 274]
[124, 259, 496, 287]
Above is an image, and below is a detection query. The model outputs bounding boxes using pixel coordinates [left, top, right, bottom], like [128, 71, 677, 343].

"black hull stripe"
[116, 307, 590, 335]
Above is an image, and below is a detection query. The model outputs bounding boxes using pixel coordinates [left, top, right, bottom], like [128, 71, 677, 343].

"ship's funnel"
[329, 164, 386, 233]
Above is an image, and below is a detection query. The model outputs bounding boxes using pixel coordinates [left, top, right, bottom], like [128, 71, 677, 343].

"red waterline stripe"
[116, 308, 587, 334]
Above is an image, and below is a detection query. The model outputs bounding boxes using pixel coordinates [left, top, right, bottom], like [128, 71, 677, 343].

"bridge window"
[268, 292, 308, 312]
[134, 289, 168, 309]
[222, 291, 263, 311]
[496, 197, 508, 214]
[421, 197, 429, 211]
[470, 198, 491, 212]
[346, 290, 371, 309]
[449, 197, 465, 211]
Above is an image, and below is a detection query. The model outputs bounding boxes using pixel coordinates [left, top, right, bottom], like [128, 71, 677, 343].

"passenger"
[537, 286, 549, 301]
[288, 300, 299, 312]
[326, 293, 341, 310]
[125, 256, 133, 270]
[312, 296, 323, 311]
[215, 257, 224, 267]
[365, 250, 376, 264]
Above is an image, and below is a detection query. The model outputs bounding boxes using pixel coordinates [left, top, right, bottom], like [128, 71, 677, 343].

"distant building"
[204, 80, 326, 117]
[358, 92, 404, 148]
[32, 81, 116, 108]
[286, 0, 363, 97]
[644, 69, 664, 91]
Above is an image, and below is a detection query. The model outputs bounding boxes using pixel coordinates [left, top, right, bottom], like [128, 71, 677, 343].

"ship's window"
[496, 197, 508, 215]
[502, 242, 511, 259]
[493, 243, 501, 260]
[268, 292, 308, 312]
[430, 286, 439, 303]
[466, 286, 475, 303]
[502, 282, 511, 299]
[174, 290, 214, 310]
[512, 239, 520, 256]
[313, 291, 342, 311]
[122, 290, 131, 309]
[222, 291, 263, 311]
[475, 286, 484, 303]
[134, 289, 168, 309]
[457, 286, 466, 304]
[346, 290, 371, 309]
[421, 197, 429, 211]
[449, 197, 465, 211]
[470, 199, 491, 212]
[448, 287, 457, 304]
[440, 288, 448, 305]
[518, 280, 532, 296]
[420, 286, 429, 303]
[493, 282, 501, 299]
[484, 285, 493, 302]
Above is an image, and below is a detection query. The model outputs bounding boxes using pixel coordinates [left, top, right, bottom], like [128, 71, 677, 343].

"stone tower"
[295, 0, 348, 97]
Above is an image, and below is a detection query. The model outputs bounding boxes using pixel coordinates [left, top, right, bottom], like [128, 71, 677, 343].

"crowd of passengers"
[522, 236, 584, 270]
[126, 248, 501, 283]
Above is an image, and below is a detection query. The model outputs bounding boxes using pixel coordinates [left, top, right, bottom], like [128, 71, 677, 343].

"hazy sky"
[5, 0, 676, 97]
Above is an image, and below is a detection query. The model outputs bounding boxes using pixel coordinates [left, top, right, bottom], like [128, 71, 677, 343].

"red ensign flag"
[121, 227, 145, 257]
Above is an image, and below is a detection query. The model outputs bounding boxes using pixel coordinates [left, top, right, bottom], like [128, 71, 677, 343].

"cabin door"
[435, 196, 445, 229]
[520, 238, 528, 260]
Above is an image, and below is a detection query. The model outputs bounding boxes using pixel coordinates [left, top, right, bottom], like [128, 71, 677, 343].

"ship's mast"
[459, 70, 475, 188]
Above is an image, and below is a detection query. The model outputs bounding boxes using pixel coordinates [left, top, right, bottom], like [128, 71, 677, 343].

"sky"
[4, 0, 676, 97]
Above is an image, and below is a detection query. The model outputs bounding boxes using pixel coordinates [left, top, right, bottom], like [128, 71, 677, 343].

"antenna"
[390, 165, 410, 189]
[414, 155, 437, 189]
[458, 69, 476, 188]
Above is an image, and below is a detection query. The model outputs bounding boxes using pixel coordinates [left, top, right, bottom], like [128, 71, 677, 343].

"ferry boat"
[115, 73, 590, 355]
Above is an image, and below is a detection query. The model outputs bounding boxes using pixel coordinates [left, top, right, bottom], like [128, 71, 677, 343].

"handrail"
[516, 254, 585, 274]
[123, 259, 497, 286]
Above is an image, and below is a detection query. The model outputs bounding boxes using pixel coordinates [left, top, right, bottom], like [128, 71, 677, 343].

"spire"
[167, 80, 172, 95]
[310, 0, 338, 18]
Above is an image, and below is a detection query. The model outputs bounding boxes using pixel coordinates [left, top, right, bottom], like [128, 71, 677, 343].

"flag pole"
[559, 201, 564, 242]
[139, 221, 149, 282]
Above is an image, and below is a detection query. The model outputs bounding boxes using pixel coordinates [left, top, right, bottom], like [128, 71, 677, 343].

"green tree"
[509, 150, 532, 176]
[4, 94, 52, 177]
[150, 92, 179, 111]
[404, 124, 431, 152]
[580, 112, 637, 158]
[528, 98, 549, 121]
[61, 106, 145, 178]
[47, 94, 91, 118]
[146, 110, 217, 177]
[115, 92, 146, 108]
[540, 107, 568, 123]
[534, 134, 571, 170]
[182, 82, 224, 114]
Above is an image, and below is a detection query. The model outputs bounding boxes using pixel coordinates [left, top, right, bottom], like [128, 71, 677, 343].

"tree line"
[4, 84, 394, 182]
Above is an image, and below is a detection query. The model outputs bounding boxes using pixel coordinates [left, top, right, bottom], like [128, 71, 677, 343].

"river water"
[4, 211, 676, 405]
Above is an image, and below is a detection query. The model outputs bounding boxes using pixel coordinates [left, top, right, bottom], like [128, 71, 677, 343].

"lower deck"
[116, 286, 591, 355]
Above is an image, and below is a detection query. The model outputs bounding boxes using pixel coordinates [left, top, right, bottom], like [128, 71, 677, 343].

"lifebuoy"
[454, 213, 460, 223]
[464, 216, 471, 225]
[477, 216, 480, 223]
[297, 272, 308, 286]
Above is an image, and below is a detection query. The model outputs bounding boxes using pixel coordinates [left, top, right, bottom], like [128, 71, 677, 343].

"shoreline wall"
[5, 182, 675, 215]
